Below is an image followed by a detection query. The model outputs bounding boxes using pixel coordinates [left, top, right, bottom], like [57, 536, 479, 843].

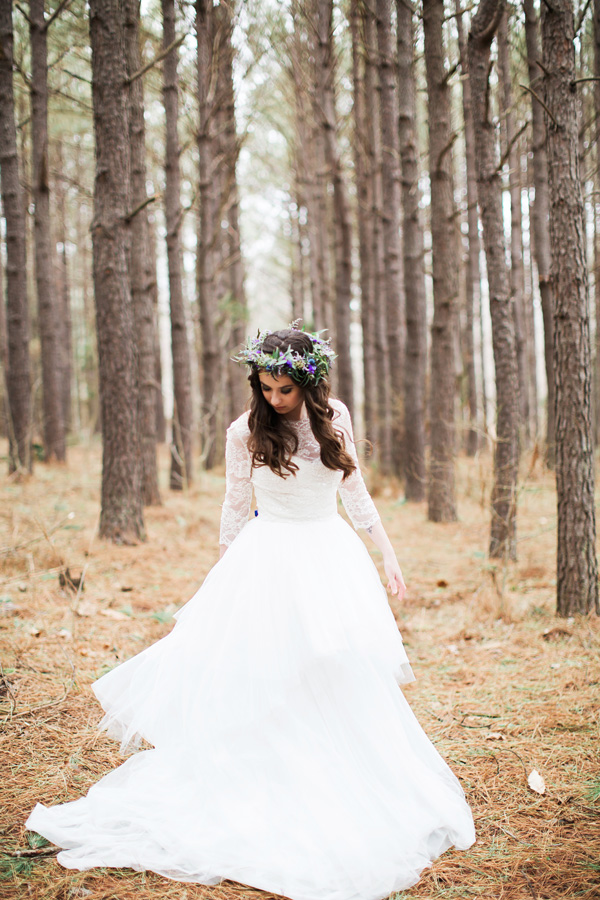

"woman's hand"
[383, 552, 406, 601]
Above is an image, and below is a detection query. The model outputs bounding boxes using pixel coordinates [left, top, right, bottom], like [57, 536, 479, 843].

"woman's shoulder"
[329, 397, 350, 425]
[226, 409, 251, 441]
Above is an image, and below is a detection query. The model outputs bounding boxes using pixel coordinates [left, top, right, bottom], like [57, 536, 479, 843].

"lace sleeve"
[219, 414, 253, 547]
[332, 400, 381, 531]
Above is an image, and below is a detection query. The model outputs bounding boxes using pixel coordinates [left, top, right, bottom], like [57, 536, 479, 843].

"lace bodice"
[219, 398, 380, 547]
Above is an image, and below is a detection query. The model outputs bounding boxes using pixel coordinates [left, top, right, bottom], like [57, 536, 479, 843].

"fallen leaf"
[528, 769, 546, 794]
[28, 626, 41, 637]
[486, 732, 506, 741]
[100, 608, 129, 621]
[58, 628, 72, 640]
[75, 601, 97, 617]
[437, 579, 448, 588]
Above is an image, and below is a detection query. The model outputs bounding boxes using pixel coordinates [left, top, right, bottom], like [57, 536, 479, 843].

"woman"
[26, 325, 475, 900]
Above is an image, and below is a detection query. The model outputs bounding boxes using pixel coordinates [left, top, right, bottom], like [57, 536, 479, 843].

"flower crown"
[233, 323, 336, 387]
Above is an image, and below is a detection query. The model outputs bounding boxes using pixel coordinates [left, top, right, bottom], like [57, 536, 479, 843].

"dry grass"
[1, 439, 599, 900]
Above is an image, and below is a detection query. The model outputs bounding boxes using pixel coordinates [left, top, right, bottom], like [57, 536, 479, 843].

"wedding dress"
[26, 398, 475, 900]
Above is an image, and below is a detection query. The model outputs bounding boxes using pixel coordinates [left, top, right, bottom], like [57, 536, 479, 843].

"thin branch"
[572, 77, 600, 86]
[497, 119, 530, 172]
[442, 58, 460, 86]
[14, 3, 34, 27]
[520, 82, 558, 128]
[43, 0, 73, 31]
[575, 0, 593, 35]
[127, 33, 186, 85]
[124, 194, 157, 223]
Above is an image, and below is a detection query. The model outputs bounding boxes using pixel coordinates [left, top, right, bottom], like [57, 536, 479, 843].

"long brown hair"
[246, 330, 356, 480]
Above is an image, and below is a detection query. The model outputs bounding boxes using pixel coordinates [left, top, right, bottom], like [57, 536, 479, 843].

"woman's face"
[258, 371, 304, 417]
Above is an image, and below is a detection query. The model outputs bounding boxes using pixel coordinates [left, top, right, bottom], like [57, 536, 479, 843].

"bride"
[26, 324, 475, 900]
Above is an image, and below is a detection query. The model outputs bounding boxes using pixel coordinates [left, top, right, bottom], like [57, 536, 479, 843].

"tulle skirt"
[26, 514, 475, 900]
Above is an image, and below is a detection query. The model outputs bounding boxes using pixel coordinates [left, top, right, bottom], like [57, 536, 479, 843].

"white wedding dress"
[26, 398, 475, 900]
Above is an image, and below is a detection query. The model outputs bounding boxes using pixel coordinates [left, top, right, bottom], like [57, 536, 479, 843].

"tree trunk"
[469, 0, 520, 561]
[147, 212, 166, 443]
[497, 8, 529, 439]
[0, 2, 32, 472]
[216, 0, 247, 423]
[30, 0, 66, 462]
[197, 0, 221, 469]
[124, 0, 160, 506]
[455, 0, 482, 455]
[540, 0, 599, 616]
[396, 0, 426, 499]
[89, 0, 144, 542]
[162, 0, 193, 488]
[350, 0, 376, 444]
[0, 218, 9, 440]
[315, 0, 354, 417]
[423, 0, 458, 522]
[524, 0, 555, 464]
[376, 0, 404, 473]
[592, 0, 600, 447]
[54, 138, 72, 433]
[365, 6, 392, 472]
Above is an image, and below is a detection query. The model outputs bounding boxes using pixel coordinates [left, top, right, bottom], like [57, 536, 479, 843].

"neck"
[283, 401, 307, 422]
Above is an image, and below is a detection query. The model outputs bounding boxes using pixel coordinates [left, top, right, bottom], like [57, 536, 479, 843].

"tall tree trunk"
[0, 2, 32, 473]
[497, 8, 529, 438]
[455, 0, 482, 455]
[30, 0, 66, 462]
[197, 0, 220, 469]
[315, 0, 354, 417]
[541, 0, 599, 616]
[396, 0, 426, 499]
[365, 6, 392, 472]
[423, 0, 458, 522]
[592, 0, 600, 447]
[89, 0, 144, 542]
[376, 0, 404, 472]
[350, 0, 376, 444]
[0, 218, 9, 440]
[147, 212, 166, 443]
[469, 0, 520, 561]
[524, 0, 555, 465]
[54, 139, 72, 433]
[163, 0, 193, 488]
[217, 0, 247, 422]
[124, 0, 160, 505]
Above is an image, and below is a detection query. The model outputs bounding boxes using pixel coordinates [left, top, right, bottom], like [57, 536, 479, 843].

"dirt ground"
[1, 440, 599, 900]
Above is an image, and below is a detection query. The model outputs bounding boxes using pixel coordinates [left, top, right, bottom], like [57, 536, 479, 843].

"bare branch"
[520, 82, 558, 128]
[127, 33, 186, 85]
[43, 0, 73, 31]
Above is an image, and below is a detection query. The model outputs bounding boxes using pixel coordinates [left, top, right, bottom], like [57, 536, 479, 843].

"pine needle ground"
[1, 440, 598, 900]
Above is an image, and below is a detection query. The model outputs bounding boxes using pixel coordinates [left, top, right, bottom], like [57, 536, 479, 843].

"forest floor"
[0, 439, 599, 900]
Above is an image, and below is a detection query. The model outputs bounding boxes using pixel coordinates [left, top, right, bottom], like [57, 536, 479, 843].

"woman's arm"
[364, 519, 407, 600]
[219, 416, 253, 556]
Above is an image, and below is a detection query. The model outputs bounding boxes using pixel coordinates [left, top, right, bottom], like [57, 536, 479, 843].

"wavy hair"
[246, 329, 356, 480]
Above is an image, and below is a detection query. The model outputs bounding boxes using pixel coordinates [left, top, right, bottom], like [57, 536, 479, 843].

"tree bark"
[497, 8, 529, 438]
[469, 0, 520, 560]
[364, 5, 392, 472]
[0, 2, 32, 472]
[455, 0, 482, 455]
[423, 0, 459, 522]
[524, 0, 554, 465]
[124, 0, 160, 506]
[162, 0, 193, 488]
[376, 0, 404, 473]
[315, 0, 354, 417]
[54, 138, 72, 433]
[396, 0, 426, 499]
[30, 0, 66, 462]
[350, 0, 376, 444]
[592, 0, 600, 447]
[89, 0, 144, 542]
[197, 0, 221, 469]
[540, 0, 599, 616]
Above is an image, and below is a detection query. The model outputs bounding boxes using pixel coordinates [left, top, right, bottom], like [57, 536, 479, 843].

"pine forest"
[1, 2, 599, 898]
